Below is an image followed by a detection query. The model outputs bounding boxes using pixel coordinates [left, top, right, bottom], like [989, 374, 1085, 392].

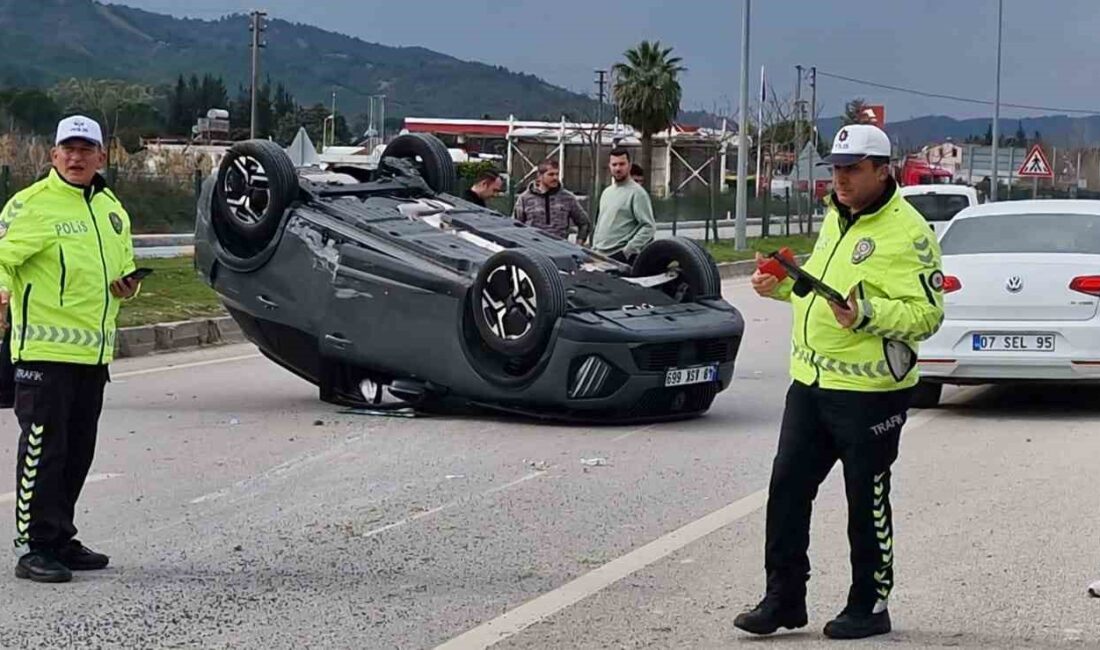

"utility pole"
[793, 65, 803, 228]
[734, 0, 751, 250]
[249, 10, 267, 139]
[379, 94, 386, 144]
[808, 66, 817, 232]
[594, 69, 609, 216]
[991, 0, 1003, 201]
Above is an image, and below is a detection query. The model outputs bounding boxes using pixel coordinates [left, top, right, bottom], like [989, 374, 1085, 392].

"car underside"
[194, 134, 745, 422]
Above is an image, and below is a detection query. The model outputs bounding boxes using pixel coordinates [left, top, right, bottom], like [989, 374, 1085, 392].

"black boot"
[15, 551, 72, 583]
[734, 598, 808, 635]
[57, 540, 109, 571]
[823, 609, 891, 639]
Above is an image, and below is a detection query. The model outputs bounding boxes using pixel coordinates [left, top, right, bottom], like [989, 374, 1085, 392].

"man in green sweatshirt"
[592, 148, 655, 262]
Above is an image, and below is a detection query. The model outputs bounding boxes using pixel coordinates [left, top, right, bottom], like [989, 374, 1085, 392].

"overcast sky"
[113, 0, 1100, 121]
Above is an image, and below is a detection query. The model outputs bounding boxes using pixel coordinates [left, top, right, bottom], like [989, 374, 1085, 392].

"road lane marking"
[0, 473, 123, 505]
[435, 489, 768, 650]
[435, 384, 987, 649]
[611, 424, 656, 443]
[362, 471, 546, 539]
[112, 353, 262, 379]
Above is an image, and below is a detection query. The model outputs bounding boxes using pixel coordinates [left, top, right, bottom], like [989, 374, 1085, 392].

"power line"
[816, 69, 1100, 116]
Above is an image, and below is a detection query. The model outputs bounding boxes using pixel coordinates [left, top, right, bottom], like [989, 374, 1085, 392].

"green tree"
[0, 89, 61, 135]
[612, 40, 685, 192]
[1014, 120, 1027, 147]
[843, 98, 870, 125]
[168, 75, 188, 134]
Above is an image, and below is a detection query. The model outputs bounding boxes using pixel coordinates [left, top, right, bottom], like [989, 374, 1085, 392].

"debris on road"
[581, 457, 609, 467]
[524, 459, 550, 471]
[445, 474, 466, 480]
[313, 419, 325, 426]
[229, 417, 240, 425]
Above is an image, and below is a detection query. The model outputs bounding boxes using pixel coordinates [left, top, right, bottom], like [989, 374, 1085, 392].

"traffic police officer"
[2, 116, 139, 583]
[735, 124, 944, 639]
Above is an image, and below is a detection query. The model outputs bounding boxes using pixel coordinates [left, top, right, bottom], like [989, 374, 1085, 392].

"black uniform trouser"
[12, 361, 108, 553]
[764, 380, 913, 615]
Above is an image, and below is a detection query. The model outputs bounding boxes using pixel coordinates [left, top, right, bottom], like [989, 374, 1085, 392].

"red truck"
[896, 156, 953, 186]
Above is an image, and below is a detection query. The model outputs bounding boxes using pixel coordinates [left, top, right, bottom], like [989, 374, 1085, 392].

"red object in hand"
[756, 247, 796, 280]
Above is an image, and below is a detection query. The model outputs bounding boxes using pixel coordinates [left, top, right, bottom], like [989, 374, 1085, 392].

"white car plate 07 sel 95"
[664, 364, 719, 387]
[972, 333, 1056, 352]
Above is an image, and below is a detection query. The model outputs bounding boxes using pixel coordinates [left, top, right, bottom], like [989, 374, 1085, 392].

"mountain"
[818, 114, 1100, 150]
[0, 0, 600, 122]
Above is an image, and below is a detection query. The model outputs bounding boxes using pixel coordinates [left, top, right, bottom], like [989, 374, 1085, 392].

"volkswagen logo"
[1006, 276, 1023, 293]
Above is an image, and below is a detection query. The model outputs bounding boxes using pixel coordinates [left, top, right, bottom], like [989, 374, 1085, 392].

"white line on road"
[611, 424, 656, 443]
[362, 471, 546, 539]
[0, 473, 123, 505]
[435, 489, 768, 650]
[435, 384, 988, 649]
[112, 353, 262, 379]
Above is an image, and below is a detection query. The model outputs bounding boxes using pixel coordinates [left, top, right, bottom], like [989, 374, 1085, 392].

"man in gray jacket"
[513, 160, 590, 242]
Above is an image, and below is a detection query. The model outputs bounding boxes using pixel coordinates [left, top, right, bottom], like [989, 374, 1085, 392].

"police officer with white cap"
[1, 115, 139, 583]
[735, 124, 944, 639]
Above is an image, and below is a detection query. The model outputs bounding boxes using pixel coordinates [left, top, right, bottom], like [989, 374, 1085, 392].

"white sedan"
[914, 200, 1100, 407]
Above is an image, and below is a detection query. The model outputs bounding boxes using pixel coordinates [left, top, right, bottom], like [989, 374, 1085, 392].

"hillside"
[818, 114, 1100, 150]
[0, 0, 599, 121]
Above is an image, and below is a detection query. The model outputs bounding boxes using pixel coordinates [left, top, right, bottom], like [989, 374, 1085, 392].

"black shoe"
[734, 598, 808, 635]
[57, 541, 109, 571]
[823, 609, 891, 640]
[15, 551, 72, 583]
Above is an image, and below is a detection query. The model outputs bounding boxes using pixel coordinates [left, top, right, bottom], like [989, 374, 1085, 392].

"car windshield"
[904, 194, 971, 223]
[940, 213, 1100, 255]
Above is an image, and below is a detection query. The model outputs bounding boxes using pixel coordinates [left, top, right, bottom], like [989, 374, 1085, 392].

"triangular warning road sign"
[1017, 144, 1053, 178]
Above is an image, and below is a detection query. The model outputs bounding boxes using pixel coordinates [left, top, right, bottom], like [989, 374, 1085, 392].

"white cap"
[820, 124, 891, 167]
[55, 115, 103, 147]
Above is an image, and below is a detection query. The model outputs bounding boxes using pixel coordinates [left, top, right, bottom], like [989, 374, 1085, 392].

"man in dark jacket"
[512, 160, 590, 242]
[462, 169, 503, 207]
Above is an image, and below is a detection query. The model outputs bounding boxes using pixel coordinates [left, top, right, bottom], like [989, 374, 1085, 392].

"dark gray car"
[194, 134, 745, 422]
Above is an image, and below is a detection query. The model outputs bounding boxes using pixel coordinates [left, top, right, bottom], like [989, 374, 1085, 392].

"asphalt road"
[0, 279, 1096, 649]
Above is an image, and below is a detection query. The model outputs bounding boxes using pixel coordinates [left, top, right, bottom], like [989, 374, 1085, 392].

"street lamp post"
[991, 0, 1003, 201]
[735, 0, 751, 250]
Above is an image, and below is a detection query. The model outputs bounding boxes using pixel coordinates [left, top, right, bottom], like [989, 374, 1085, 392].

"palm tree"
[613, 41, 685, 192]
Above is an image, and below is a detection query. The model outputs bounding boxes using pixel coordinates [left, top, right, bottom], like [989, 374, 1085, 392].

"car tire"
[382, 133, 457, 195]
[631, 237, 721, 301]
[213, 139, 299, 247]
[911, 380, 942, 409]
[472, 249, 566, 358]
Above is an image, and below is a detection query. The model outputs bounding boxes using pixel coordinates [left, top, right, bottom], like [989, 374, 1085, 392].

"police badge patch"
[109, 212, 123, 235]
[852, 237, 875, 264]
[929, 270, 945, 292]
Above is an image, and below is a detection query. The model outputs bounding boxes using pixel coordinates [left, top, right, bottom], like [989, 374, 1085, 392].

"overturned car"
[194, 134, 745, 422]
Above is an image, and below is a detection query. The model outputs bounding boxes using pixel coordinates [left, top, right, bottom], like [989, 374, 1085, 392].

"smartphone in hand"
[123, 267, 154, 283]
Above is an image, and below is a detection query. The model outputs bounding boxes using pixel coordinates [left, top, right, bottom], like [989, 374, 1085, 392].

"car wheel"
[911, 380, 942, 408]
[213, 140, 299, 247]
[631, 237, 721, 301]
[472, 249, 566, 357]
[382, 133, 457, 195]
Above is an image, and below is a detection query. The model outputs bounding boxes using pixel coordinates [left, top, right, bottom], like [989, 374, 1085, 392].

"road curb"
[116, 315, 243, 359]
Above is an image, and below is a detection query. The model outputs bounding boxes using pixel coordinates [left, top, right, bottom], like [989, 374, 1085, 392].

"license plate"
[664, 364, 719, 387]
[971, 333, 1056, 352]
